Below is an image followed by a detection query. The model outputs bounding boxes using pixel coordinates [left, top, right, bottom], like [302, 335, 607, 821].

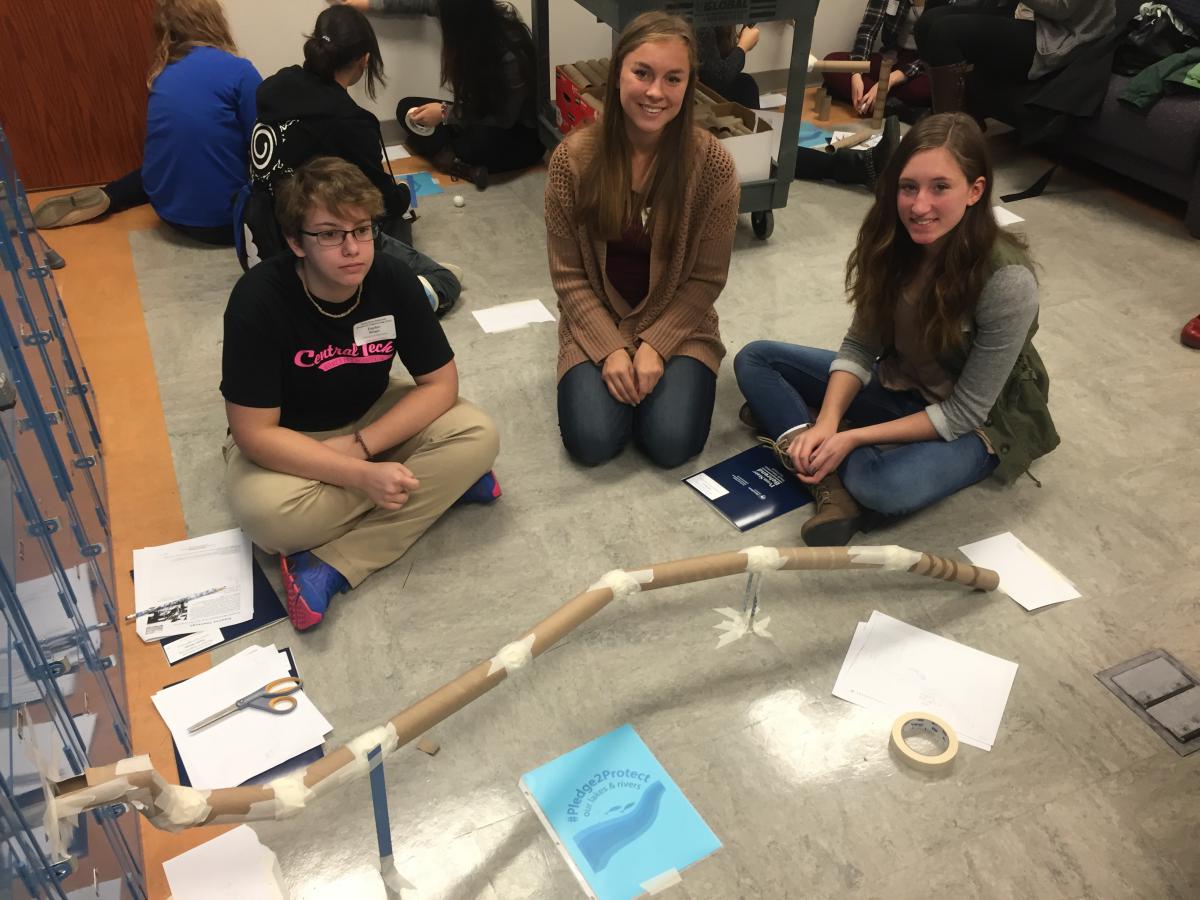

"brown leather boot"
[801, 473, 865, 547]
[928, 62, 973, 114]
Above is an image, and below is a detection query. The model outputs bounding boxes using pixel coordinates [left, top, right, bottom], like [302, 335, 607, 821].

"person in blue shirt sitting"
[33, 0, 260, 246]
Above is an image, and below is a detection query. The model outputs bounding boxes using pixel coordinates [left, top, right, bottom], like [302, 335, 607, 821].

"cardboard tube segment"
[811, 58, 872, 74]
[826, 131, 875, 153]
[889, 712, 959, 771]
[52, 546, 996, 829]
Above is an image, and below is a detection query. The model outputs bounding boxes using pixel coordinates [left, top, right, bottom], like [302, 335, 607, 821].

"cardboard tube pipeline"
[52, 546, 997, 829]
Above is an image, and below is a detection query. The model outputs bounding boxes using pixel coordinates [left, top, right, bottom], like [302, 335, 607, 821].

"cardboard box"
[555, 64, 604, 135]
[699, 102, 774, 184]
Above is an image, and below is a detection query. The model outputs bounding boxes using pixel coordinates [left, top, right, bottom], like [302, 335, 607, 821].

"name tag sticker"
[353, 315, 397, 346]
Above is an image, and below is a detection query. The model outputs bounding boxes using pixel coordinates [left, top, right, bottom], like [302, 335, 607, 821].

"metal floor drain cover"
[1097, 649, 1200, 755]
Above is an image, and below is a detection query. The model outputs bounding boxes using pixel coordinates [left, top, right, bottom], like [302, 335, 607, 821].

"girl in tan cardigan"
[545, 13, 740, 468]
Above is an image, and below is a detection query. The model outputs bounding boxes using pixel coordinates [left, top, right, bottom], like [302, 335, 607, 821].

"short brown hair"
[274, 157, 385, 239]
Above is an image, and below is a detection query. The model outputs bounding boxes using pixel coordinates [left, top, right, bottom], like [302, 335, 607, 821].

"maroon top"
[605, 213, 651, 305]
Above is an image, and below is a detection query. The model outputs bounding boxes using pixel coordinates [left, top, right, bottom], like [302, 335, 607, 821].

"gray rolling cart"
[530, 0, 820, 240]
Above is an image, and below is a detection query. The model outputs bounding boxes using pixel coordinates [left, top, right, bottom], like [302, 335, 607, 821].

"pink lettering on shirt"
[293, 341, 395, 371]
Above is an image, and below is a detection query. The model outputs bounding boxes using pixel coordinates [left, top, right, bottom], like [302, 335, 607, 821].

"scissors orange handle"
[240, 677, 304, 715]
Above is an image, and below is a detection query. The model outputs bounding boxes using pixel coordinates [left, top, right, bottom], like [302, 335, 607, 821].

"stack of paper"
[833, 611, 1018, 750]
[164, 825, 288, 900]
[151, 645, 331, 789]
[959, 532, 1079, 611]
[133, 528, 254, 642]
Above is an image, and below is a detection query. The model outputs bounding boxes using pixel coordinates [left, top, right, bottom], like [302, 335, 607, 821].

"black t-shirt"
[220, 252, 453, 432]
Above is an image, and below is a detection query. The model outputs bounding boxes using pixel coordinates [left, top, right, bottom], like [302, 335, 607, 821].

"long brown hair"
[845, 112, 1030, 357]
[147, 0, 238, 87]
[438, 0, 535, 121]
[576, 13, 699, 241]
[714, 26, 738, 58]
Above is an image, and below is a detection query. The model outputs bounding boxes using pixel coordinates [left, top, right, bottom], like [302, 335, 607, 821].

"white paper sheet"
[163, 628, 224, 664]
[152, 645, 331, 789]
[472, 298, 556, 333]
[384, 143, 411, 162]
[685, 473, 729, 500]
[134, 528, 254, 641]
[993, 206, 1025, 227]
[164, 825, 289, 900]
[959, 532, 1079, 611]
[832, 611, 1018, 750]
[758, 92, 787, 108]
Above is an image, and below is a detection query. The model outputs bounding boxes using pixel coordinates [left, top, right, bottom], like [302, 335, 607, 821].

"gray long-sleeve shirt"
[830, 265, 1039, 442]
[1021, 0, 1117, 79]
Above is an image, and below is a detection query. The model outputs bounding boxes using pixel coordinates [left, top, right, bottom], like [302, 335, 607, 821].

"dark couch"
[1062, 72, 1200, 237]
[971, 2, 1200, 238]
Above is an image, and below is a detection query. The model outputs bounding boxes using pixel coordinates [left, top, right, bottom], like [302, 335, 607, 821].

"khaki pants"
[223, 381, 499, 587]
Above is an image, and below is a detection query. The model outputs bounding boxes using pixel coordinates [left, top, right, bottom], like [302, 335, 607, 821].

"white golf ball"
[453, 195, 465, 208]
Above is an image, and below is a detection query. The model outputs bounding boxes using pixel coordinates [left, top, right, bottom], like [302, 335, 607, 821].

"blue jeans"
[733, 340, 997, 516]
[558, 357, 717, 468]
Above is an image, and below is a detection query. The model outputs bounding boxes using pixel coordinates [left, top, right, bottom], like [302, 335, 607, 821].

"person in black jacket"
[696, 25, 761, 109]
[338, 0, 543, 190]
[252, 6, 408, 230]
[243, 5, 462, 315]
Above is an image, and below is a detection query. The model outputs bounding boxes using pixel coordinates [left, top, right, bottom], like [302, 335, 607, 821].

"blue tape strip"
[367, 744, 393, 859]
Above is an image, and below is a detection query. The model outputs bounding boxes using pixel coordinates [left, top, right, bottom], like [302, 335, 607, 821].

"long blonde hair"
[146, 0, 238, 87]
[576, 12, 698, 241]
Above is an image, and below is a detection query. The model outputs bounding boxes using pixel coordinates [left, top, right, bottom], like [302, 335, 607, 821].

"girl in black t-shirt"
[221, 157, 499, 630]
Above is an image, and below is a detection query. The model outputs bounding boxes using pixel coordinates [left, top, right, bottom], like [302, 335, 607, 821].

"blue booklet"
[520, 724, 721, 899]
[684, 445, 812, 532]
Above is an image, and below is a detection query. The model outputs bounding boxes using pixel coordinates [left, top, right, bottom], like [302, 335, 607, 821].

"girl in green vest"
[735, 112, 1058, 546]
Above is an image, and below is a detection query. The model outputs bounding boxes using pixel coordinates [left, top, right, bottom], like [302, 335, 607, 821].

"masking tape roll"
[405, 110, 436, 137]
[889, 712, 958, 771]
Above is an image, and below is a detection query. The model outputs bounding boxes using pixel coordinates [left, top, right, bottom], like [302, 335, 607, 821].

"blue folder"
[683, 444, 812, 532]
[520, 724, 721, 899]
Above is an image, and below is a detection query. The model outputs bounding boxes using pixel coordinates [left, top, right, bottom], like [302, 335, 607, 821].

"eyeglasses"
[300, 222, 380, 247]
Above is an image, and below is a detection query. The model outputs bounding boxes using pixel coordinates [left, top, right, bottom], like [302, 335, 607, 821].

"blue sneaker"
[280, 551, 348, 631]
[455, 470, 501, 506]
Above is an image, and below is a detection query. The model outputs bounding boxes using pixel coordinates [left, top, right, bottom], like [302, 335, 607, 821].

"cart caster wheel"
[751, 210, 773, 240]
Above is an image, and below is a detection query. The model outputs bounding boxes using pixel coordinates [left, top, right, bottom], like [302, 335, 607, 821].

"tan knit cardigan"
[544, 126, 740, 381]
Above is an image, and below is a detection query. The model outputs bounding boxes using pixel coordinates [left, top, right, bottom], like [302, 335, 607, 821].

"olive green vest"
[941, 240, 1060, 484]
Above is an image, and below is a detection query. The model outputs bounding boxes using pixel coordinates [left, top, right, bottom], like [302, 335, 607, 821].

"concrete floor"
[130, 133, 1200, 899]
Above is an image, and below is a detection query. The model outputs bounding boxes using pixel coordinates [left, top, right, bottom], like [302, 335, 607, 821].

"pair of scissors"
[187, 677, 304, 734]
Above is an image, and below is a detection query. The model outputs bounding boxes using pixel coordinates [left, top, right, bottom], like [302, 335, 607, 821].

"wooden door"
[0, 0, 157, 190]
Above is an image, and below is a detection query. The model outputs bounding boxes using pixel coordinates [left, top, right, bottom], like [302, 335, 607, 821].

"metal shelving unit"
[531, 0, 820, 239]
[0, 126, 145, 899]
